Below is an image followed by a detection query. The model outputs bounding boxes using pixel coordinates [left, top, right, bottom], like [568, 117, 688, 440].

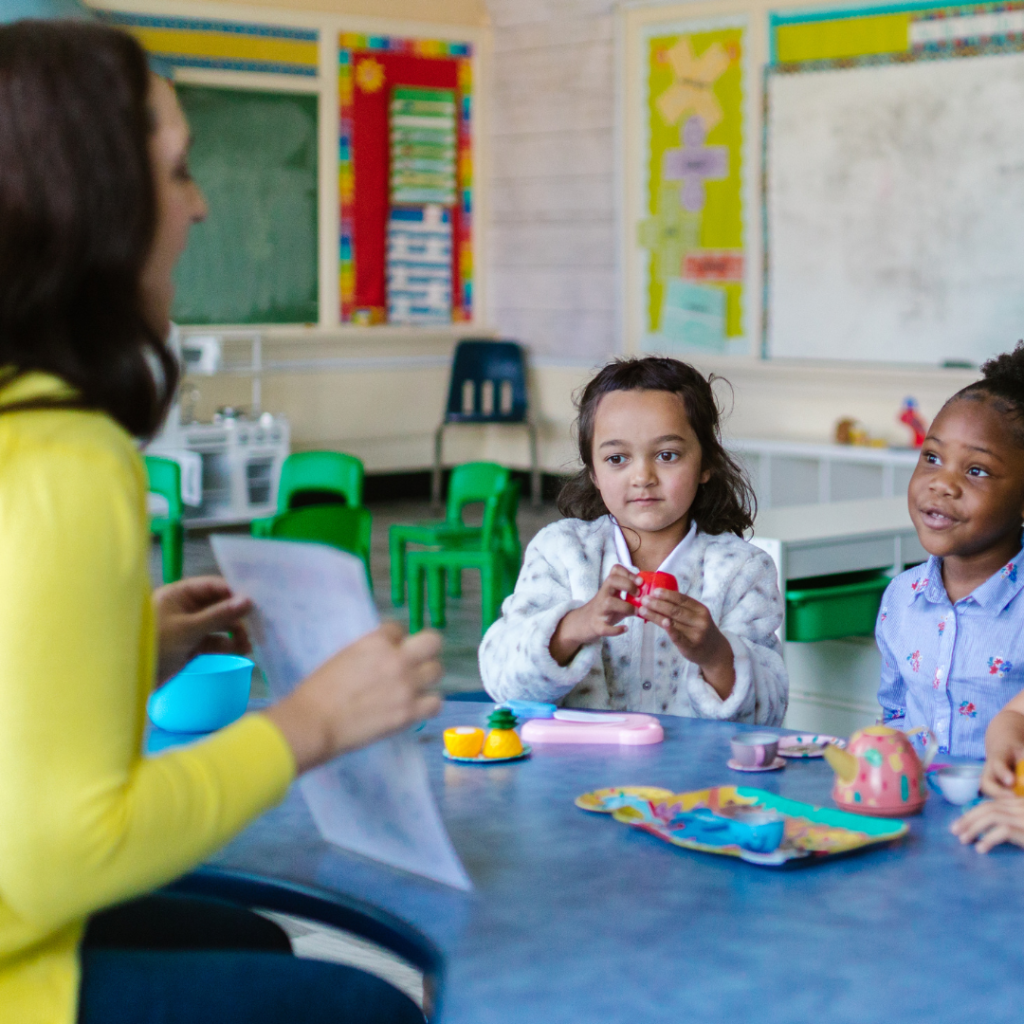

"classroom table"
[752, 494, 928, 585]
[751, 495, 928, 640]
[209, 702, 1024, 1024]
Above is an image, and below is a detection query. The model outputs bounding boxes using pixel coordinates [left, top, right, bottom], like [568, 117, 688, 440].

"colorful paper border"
[105, 12, 319, 76]
[770, 0, 1024, 67]
[339, 34, 473, 324]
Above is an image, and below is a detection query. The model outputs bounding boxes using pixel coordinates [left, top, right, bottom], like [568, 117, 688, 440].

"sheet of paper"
[211, 535, 471, 890]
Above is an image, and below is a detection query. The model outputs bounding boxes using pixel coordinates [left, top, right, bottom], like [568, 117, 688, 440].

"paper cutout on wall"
[663, 116, 729, 212]
[390, 87, 457, 205]
[683, 250, 744, 282]
[387, 205, 452, 324]
[660, 279, 727, 351]
[639, 25, 745, 353]
[356, 56, 385, 93]
[656, 37, 731, 130]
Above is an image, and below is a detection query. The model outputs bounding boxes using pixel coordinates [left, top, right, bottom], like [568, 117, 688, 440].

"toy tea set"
[577, 725, 957, 868]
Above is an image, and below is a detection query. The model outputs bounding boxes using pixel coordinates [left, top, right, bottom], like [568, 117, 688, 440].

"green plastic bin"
[785, 569, 892, 642]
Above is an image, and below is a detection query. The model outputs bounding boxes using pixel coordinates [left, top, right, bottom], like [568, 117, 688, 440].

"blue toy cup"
[147, 654, 254, 734]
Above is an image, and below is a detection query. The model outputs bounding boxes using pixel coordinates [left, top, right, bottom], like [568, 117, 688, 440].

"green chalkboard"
[172, 86, 319, 325]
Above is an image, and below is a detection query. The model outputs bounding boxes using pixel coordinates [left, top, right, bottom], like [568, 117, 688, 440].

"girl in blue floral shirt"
[877, 343, 1024, 760]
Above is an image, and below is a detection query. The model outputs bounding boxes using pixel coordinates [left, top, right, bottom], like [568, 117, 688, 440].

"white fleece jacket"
[479, 515, 788, 724]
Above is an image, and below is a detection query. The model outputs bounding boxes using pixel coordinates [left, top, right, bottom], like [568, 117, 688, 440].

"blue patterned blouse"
[876, 550, 1024, 759]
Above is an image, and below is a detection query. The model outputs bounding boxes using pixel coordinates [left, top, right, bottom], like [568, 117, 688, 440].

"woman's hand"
[980, 708, 1024, 797]
[154, 576, 252, 684]
[952, 798, 1024, 853]
[549, 565, 639, 666]
[639, 590, 736, 699]
[263, 622, 443, 773]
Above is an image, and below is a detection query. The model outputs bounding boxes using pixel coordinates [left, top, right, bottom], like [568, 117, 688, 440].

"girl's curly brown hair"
[556, 356, 755, 537]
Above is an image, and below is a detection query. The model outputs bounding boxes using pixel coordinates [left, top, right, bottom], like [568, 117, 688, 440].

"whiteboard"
[766, 51, 1024, 365]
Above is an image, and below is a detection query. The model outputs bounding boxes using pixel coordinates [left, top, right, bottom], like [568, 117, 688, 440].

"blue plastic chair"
[433, 339, 539, 507]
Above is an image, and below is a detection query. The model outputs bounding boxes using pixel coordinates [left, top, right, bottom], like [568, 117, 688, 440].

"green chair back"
[145, 455, 184, 520]
[445, 462, 510, 527]
[406, 479, 522, 635]
[267, 504, 373, 588]
[277, 451, 364, 512]
[144, 455, 185, 584]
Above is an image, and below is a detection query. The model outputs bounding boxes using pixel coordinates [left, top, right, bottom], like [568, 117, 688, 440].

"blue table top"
[212, 703, 1024, 1023]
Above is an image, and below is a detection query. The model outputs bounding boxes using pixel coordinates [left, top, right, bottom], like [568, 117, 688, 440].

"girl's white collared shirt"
[479, 514, 788, 724]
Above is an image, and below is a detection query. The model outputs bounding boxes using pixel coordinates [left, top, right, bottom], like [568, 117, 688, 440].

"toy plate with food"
[575, 785, 908, 867]
[443, 745, 532, 765]
[777, 734, 847, 759]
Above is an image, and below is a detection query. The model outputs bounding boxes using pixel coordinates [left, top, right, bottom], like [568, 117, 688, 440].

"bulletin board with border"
[765, 0, 1024, 365]
[95, 1, 484, 331]
[339, 35, 474, 326]
[625, 12, 750, 358]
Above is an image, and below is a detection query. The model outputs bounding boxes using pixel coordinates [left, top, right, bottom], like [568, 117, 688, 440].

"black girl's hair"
[0, 20, 177, 438]
[950, 342, 1024, 445]
[556, 356, 756, 536]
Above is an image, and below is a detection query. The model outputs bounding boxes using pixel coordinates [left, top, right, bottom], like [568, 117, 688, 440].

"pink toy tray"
[521, 711, 664, 746]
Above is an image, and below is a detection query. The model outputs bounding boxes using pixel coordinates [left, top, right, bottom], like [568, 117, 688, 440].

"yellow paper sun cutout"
[355, 57, 385, 93]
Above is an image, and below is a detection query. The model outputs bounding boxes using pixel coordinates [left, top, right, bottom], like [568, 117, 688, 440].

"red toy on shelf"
[898, 397, 928, 448]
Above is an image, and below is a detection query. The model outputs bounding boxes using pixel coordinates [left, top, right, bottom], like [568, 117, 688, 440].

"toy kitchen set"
[145, 330, 289, 527]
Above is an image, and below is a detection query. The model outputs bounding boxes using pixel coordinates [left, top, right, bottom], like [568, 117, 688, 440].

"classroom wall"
[484, 0, 618, 361]
[199, 0, 489, 25]
[146, 0, 986, 474]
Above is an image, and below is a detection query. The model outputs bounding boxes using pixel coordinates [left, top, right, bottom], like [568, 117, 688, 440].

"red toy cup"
[625, 570, 678, 608]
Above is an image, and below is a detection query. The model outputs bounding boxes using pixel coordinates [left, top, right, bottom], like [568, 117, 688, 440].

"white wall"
[484, 0, 618, 360]
[165, 0, 986, 472]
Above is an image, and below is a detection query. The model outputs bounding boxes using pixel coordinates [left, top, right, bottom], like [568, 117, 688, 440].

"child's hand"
[981, 708, 1024, 797]
[639, 589, 736, 699]
[951, 798, 1024, 853]
[549, 565, 639, 666]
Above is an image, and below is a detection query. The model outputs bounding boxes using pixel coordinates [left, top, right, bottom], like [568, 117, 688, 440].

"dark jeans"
[78, 894, 424, 1024]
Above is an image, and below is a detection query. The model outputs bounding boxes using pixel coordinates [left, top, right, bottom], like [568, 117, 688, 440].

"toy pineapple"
[483, 707, 523, 759]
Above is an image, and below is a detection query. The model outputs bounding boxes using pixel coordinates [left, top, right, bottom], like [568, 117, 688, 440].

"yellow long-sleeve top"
[0, 373, 296, 1024]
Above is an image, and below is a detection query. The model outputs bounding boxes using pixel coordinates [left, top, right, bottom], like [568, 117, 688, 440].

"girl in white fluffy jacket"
[479, 357, 788, 725]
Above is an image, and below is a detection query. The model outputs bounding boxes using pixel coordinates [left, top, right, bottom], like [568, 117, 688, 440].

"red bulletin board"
[339, 38, 473, 324]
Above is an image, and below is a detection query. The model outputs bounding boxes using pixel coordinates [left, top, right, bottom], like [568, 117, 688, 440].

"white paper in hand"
[211, 535, 471, 890]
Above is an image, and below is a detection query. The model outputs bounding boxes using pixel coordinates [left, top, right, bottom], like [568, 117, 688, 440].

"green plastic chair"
[407, 480, 521, 635]
[265, 504, 373, 589]
[252, 451, 364, 538]
[389, 462, 512, 607]
[145, 455, 184, 584]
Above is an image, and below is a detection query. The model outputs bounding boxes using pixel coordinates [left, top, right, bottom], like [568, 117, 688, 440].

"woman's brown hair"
[0, 20, 177, 437]
[557, 356, 756, 537]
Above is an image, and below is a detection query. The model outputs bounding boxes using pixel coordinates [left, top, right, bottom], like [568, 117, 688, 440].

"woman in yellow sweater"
[0, 21, 442, 1024]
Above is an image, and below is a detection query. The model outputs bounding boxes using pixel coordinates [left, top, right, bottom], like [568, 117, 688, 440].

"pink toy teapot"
[823, 726, 937, 817]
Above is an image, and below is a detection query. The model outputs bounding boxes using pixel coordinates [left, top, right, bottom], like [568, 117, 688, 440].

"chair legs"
[389, 532, 407, 606]
[160, 521, 184, 584]
[528, 420, 540, 507]
[426, 565, 447, 628]
[408, 560, 427, 634]
[480, 561, 500, 633]
[431, 424, 445, 512]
